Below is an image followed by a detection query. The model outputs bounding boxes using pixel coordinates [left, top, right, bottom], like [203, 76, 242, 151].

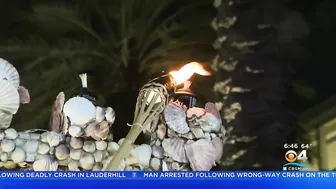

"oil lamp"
[103, 62, 211, 170]
[172, 80, 197, 108]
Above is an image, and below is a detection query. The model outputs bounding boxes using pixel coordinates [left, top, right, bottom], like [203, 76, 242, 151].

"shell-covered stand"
[144, 101, 226, 171]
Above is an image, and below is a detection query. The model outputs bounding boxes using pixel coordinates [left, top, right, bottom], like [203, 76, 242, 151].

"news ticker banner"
[0, 171, 335, 189]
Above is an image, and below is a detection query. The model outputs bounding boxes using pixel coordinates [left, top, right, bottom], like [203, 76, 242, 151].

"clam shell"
[94, 121, 109, 140]
[63, 97, 95, 125]
[68, 125, 84, 137]
[205, 102, 222, 124]
[184, 139, 217, 171]
[187, 107, 206, 119]
[105, 107, 115, 124]
[0, 58, 20, 88]
[95, 106, 105, 123]
[212, 137, 224, 161]
[18, 86, 30, 104]
[0, 111, 13, 129]
[162, 137, 188, 163]
[11, 147, 26, 163]
[134, 144, 152, 169]
[163, 101, 189, 134]
[191, 127, 205, 139]
[49, 92, 65, 133]
[200, 113, 221, 132]
[33, 155, 58, 171]
[0, 80, 20, 114]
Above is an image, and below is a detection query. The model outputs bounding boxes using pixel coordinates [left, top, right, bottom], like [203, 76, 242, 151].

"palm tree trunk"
[212, 0, 295, 170]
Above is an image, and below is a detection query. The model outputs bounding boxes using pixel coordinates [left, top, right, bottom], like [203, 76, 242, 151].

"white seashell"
[205, 102, 222, 124]
[3, 161, 17, 169]
[69, 148, 83, 160]
[171, 162, 184, 170]
[156, 124, 166, 140]
[14, 138, 25, 146]
[38, 143, 50, 155]
[191, 127, 205, 138]
[11, 147, 26, 163]
[107, 142, 119, 153]
[200, 113, 221, 132]
[150, 157, 161, 170]
[105, 107, 115, 124]
[68, 125, 84, 137]
[18, 132, 30, 140]
[134, 144, 152, 169]
[93, 150, 103, 162]
[83, 141, 96, 153]
[95, 141, 107, 151]
[25, 153, 35, 162]
[95, 106, 105, 123]
[0, 111, 13, 129]
[68, 160, 79, 171]
[0, 132, 4, 139]
[55, 144, 70, 160]
[162, 160, 169, 171]
[155, 140, 161, 146]
[40, 132, 48, 143]
[161, 137, 188, 163]
[23, 140, 39, 153]
[18, 86, 30, 104]
[118, 138, 125, 146]
[0, 58, 20, 88]
[212, 137, 224, 162]
[46, 132, 64, 147]
[70, 137, 83, 149]
[210, 133, 217, 140]
[0, 152, 8, 161]
[79, 153, 95, 170]
[187, 107, 206, 118]
[33, 155, 58, 171]
[0, 80, 20, 114]
[164, 101, 189, 134]
[1, 139, 15, 152]
[63, 97, 95, 125]
[184, 139, 217, 171]
[152, 146, 164, 159]
[204, 133, 211, 141]
[4, 128, 18, 139]
[92, 163, 103, 171]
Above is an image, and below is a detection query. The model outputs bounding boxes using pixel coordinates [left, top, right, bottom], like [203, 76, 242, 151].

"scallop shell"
[33, 155, 59, 171]
[187, 107, 206, 119]
[0, 80, 20, 114]
[184, 139, 217, 171]
[105, 107, 115, 124]
[94, 120, 110, 140]
[161, 137, 188, 163]
[63, 97, 95, 125]
[0, 111, 13, 129]
[163, 101, 189, 134]
[0, 58, 20, 88]
[18, 86, 30, 104]
[200, 113, 221, 132]
[205, 102, 222, 124]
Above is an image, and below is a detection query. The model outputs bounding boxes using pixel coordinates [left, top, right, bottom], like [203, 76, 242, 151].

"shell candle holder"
[103, 81, 170, 170]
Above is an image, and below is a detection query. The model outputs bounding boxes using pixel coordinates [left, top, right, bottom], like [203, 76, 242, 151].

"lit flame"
[169, 62, 211, 85]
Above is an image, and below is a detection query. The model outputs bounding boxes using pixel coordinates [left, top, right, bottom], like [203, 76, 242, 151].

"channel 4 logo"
[283, 150, 309, 171]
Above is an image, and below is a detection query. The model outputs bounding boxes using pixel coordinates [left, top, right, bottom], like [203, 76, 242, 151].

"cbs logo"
[285, 150, 308, 162]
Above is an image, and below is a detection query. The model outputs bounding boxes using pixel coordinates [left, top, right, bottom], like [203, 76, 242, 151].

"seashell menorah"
[0, 59, 226, 171]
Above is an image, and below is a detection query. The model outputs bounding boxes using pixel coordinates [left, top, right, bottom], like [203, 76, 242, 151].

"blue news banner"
[0, 171, 335, 189]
